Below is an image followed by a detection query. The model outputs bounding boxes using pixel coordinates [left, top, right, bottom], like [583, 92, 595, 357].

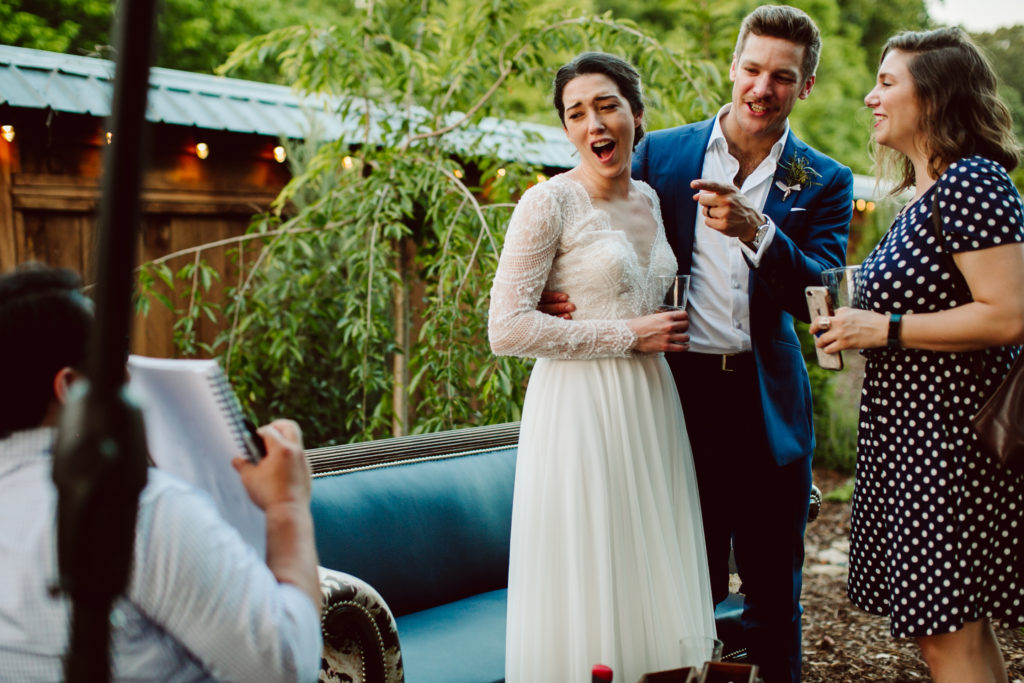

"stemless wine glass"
[821, 265, 862, 310]
[679, 635, 724, 668]
[659, 274, 690, 311]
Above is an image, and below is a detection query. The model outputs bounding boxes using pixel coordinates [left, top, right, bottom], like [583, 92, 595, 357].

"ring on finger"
[818, 317, 831, 331]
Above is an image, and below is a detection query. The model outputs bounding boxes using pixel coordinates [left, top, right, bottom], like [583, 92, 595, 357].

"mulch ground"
[800, 467, 1024, 682]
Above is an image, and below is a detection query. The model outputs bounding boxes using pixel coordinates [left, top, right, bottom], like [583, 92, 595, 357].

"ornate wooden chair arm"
[318, 566, 404, 683]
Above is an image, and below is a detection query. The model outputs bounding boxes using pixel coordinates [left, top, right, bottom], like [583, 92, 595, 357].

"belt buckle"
[721, 354, 735, 372]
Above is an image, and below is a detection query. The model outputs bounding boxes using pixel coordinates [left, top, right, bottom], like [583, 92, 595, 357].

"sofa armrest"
[318, 566, 404, 683]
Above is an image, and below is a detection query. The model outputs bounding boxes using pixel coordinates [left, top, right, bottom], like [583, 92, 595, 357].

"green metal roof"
[0, 44, 575, 168]
[0, 44, 894, 198]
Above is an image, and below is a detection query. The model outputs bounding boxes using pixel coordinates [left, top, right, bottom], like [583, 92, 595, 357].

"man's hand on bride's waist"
[538, 290, 575, 319]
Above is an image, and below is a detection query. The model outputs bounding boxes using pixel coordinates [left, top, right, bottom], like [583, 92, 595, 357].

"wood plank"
[306, 422, 521, 476]
[11, 176, 279, 215]
[0, 139, 17, 271]
[18, 211, 87, 273]
[132, 215, 178, 359]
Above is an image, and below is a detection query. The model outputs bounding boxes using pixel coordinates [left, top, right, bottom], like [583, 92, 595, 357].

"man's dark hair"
[553, 52, 646, 148]
[0, 265, 92, 438]
[734, 5, 822, 84]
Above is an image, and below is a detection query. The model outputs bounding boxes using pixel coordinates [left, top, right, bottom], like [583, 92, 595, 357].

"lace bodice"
[488, 174, 678, 360]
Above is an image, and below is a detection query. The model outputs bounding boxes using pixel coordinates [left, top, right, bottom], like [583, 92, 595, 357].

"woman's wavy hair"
[877, 27, 1021, 194]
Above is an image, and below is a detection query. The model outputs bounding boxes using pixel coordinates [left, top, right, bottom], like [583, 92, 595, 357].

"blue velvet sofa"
[307, 423, 805, 683]
[309, 423, 520, 683]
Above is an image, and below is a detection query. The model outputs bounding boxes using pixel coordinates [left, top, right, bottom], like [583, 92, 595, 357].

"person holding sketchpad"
[0, 263, 322, 682]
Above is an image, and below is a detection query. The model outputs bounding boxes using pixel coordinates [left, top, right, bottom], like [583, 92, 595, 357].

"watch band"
[887, 313, 903, 348]
[746, 216, 770, 250]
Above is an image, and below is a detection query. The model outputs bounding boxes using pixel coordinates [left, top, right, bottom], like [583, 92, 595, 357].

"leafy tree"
[836, 0, 931, 72]
[0, 0, 110, 54]
[140, 0, 720, 446]
[975, 26, 1024, 192]
[0, 0, 352, 77]
[972, 26, 1024, 144]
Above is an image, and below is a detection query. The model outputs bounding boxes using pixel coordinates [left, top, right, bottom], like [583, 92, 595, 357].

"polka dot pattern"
[846, 155, 1024, 638]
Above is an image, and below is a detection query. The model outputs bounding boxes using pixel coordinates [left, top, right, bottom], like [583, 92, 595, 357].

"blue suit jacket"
[633, 118, 853, 466]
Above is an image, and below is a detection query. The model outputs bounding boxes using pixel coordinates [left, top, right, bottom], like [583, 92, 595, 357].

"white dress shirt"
[0, 427, 322, 682]
[688, 106, 789, 354]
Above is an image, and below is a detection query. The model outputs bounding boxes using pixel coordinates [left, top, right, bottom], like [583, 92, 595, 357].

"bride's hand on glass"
[628, 310, 690, 353]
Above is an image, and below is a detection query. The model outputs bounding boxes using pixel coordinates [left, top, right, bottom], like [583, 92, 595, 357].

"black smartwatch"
[887, 313, 903, 348]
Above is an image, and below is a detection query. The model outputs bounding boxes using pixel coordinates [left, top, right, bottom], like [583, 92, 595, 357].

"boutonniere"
[776, 154, 822, 200]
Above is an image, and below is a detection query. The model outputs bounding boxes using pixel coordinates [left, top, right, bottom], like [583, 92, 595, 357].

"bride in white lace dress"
[488, 53, 716, 683]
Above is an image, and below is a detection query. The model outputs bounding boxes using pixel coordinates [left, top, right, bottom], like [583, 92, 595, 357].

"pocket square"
[790, 207, 807, 213]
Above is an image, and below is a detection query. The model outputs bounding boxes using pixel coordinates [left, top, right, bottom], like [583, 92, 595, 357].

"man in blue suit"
[630, 6, 852, 682]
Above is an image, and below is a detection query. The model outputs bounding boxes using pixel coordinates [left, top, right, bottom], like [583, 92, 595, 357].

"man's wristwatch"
[887, 313, 903, 348]
[745, 216, 770, 250]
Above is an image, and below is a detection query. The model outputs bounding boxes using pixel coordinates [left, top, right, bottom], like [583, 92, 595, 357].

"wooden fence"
[0, 109, 288, 358]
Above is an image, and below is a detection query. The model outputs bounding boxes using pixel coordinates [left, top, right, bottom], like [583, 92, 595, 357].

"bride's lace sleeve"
[488, 184, 637, 360]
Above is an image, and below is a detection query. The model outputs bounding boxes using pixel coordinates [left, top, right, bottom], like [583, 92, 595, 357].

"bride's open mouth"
[591, 140, 616, 162]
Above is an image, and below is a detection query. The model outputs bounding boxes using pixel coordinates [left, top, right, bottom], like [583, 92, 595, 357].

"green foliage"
[135, 0, 720, 446]
[835, 0, 932, 73]
[977, 26, 1024, 193]
[0, 0, 353, 78]
[823, 478, 854, 502]
[799, 323, 860, 474]
[0, 0, 110, 54]
[973, 24, 1024, 163]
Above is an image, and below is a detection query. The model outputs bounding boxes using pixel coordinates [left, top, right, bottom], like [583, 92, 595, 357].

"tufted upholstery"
[318, 567, 403, 683]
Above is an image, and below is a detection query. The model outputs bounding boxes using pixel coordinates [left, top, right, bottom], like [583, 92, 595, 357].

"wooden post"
[0, 126, 18, 271]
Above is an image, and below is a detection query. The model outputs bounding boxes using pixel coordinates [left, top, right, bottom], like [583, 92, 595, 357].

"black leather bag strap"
[931, 191, 950, 257]
[930, 191, 966, 283]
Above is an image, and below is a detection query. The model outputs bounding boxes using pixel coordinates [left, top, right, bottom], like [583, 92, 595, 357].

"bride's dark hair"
[553, 52, 645, 148]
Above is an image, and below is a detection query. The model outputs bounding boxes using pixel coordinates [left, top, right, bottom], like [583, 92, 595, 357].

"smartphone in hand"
[806, 286, 842, 371]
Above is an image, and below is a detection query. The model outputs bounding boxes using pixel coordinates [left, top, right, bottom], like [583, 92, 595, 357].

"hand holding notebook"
[127, 355, 267, 557]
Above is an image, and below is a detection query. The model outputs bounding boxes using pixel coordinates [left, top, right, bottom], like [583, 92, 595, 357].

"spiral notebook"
[127, 355, 266, 558]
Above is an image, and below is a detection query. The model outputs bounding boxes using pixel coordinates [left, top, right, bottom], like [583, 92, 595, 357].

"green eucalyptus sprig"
[776, 154, 822, 199]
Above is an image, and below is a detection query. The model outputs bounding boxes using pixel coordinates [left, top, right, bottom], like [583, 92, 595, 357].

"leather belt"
[682, 351, 755, 373]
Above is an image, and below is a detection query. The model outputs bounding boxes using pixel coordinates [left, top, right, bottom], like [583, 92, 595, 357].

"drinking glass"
[659, 274, 690, 311]
[821, 265, 862, 310]
[679, 635, 724, 668]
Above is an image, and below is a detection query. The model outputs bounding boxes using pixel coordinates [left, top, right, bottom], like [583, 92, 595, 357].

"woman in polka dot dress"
[811, 28, 1024, 682]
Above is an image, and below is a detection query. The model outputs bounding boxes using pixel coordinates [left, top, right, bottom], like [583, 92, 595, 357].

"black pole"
[51, 0, 159, 681]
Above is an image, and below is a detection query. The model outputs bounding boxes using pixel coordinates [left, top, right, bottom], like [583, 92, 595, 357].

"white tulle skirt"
[505, 354, 716, 683]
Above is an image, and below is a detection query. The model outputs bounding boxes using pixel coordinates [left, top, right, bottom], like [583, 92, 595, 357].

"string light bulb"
[496, 168, 506, 178]
[342, 156, 354, 170]
[106, 131, 113, 144]
[453, 169, 463, 179]
[196, 142, 210, 160]
[273, 146, 286, 163]
[856, 198, 866, 212]
[1, 125, 14, 143]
